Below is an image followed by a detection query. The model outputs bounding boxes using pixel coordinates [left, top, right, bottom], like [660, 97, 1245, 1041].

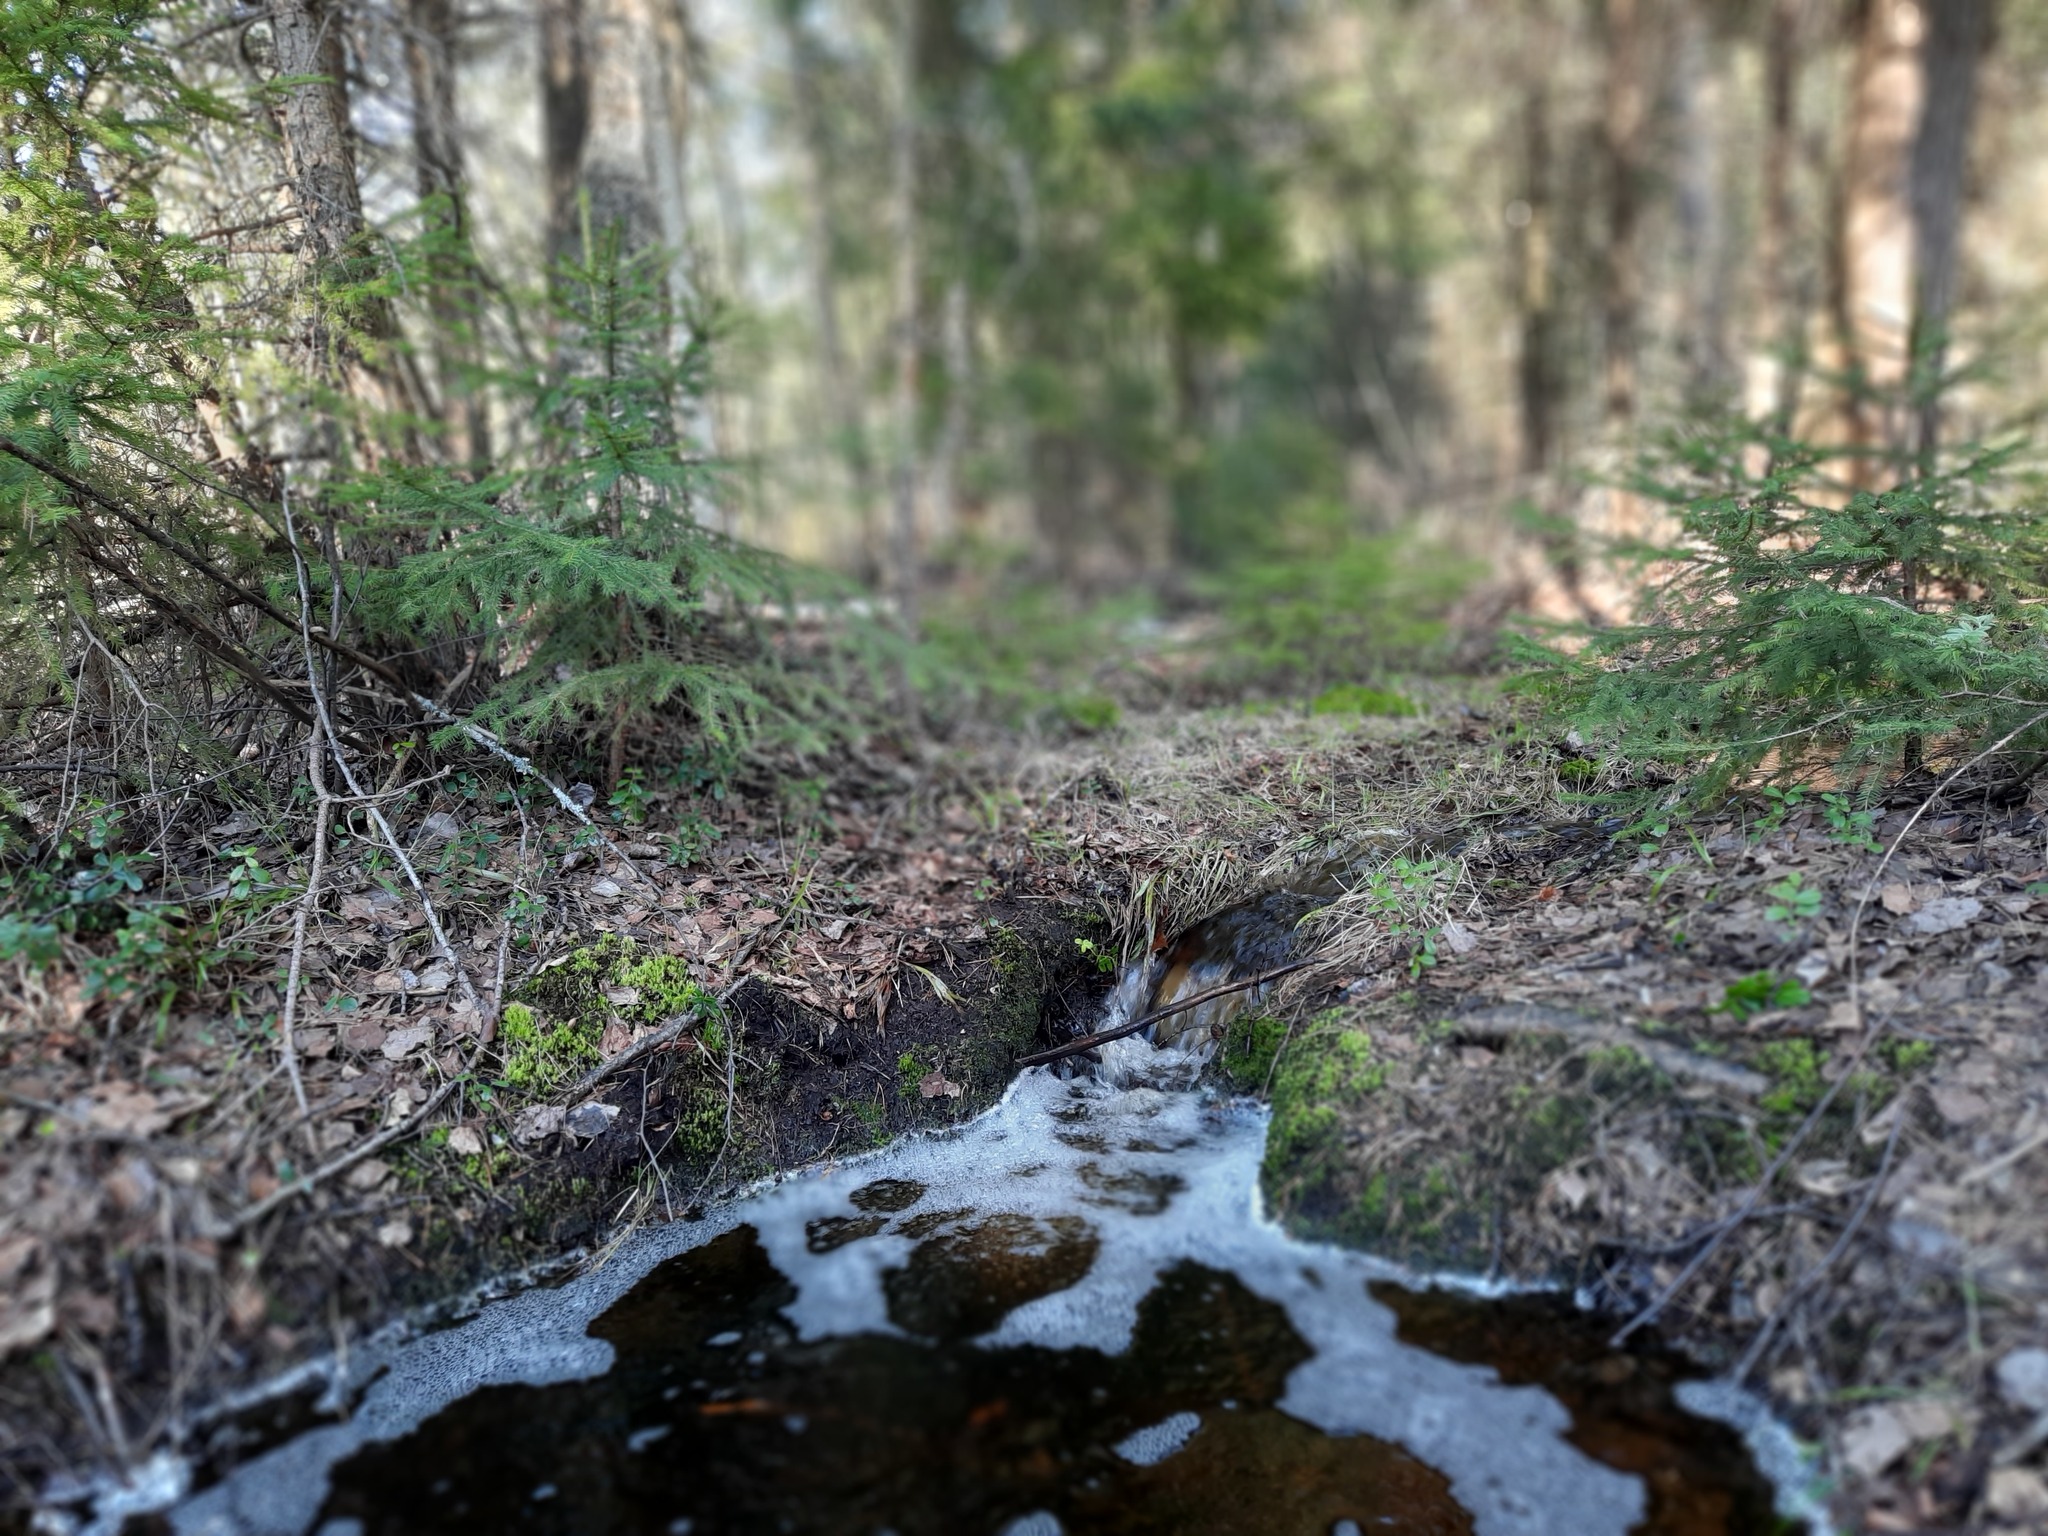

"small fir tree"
[1526, 418, 2048, 805]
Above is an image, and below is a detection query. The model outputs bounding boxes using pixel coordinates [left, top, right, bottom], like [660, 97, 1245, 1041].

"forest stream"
[143, 887, 1823, 1536]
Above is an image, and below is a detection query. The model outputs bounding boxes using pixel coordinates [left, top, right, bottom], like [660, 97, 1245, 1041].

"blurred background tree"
[6, 0, 2043, 778]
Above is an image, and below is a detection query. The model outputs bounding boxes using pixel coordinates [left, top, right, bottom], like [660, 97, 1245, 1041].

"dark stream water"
[148, 891, 1818, 1536]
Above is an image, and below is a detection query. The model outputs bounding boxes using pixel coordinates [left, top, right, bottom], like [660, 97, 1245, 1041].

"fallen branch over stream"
[1014, 959, 1316, 1068]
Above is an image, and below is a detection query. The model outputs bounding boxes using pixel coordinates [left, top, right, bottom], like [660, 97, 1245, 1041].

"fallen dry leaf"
[1929, 1085, 1991, 1127]
[380, 1023, 434, 1062]
[84, 1081, 178, 1137]
[446, 1125, 484, 1158]
[1903, 896, 1982, 937]
[1987, 1467, 2048, 1523]
[563, 1101, 621, 1139]
[0, 1236, 55, 1356]
[513, 1104, 564, 1144]
[1880, 883, 1917, 916]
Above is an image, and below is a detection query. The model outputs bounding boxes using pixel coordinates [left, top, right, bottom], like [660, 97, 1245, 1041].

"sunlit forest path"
[7, 0, 2048, 1530]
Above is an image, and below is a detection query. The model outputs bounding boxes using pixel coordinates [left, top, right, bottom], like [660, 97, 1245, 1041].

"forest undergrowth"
[7, 1, 2048, 1531]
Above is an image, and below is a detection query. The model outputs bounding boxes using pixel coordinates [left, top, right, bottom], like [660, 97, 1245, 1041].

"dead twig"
[407, 694, 654, 889]
[278, 583, 343, 1120]
[562, 1005, 711, 1103]
[284, 486, 488, 1025]
[1613, 716, 2048, 1348]
[1014, 959, 1316, 1067]
[224, 1079, 459, 1235]
[1733, 1088, 1910, 1384]
[1844, 709, 2048, 1032]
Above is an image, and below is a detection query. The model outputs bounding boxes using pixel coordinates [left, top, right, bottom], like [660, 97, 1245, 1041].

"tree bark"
[1751, 0, 1803, 429]
[1673, 1, 1729, 400]
[1834, 0, 1923, 466]
[1600, 0, 1647, 425]
[1910, 0, 1993, 461]
[887, 0, 923, 627]
[403, 0, 489, 468]
[271, 0, 367, 276]
[927, 277, 969, 552]
[1516, 74, 1556, 477]
[539, 0, 592, 267]
[270, 0, 422, 438]
[780, 1, 880, 580]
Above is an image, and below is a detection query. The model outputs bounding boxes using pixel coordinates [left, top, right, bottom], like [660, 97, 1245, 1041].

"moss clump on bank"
[1262, 1011, 1385, 1181]
[1219, 1014, 1289, 1091]
[503, 936, 718, 1099]
[499, 1001, 601, 1093]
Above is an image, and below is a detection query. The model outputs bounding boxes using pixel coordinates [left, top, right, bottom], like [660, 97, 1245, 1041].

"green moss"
[1309, 683, 1418, 718]
[1060, 692, 1121, 732]
[1219, 1014, 1288, 1092]
[1356, 1171, 1390, 1226]
[507, 938, 720, 1099]
[984, 923, 1044, 1051]
[847, 1092, 889, 1148]
[1880, 1038, 1935, 1073]
[618, 952, 714, 1024]
[673, 1065, 729, 1157]
[897, 1048, 928, 1100]
[1265, 1014, 1385, 1178]
[1757, 1038, 1827, 1121]
[497, 1000, 600, 1094]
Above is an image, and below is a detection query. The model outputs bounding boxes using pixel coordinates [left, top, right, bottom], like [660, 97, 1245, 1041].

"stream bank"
[10, 698, 2048, 1535]
[1, 742, 1119, 1525]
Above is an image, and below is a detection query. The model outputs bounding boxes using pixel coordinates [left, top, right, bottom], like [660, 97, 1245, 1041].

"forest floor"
[6, 692, 2048, 1534]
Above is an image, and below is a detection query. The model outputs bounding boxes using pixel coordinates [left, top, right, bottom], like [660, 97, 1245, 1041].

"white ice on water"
[157, 968, 1810, 1536]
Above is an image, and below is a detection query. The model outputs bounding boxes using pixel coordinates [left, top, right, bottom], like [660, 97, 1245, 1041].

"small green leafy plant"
[1819, 793, 1882, 854]
[1714, 971, 1813, 1021]
[1764, 872, 1823, 930]
[1074, 936, 1117, 974]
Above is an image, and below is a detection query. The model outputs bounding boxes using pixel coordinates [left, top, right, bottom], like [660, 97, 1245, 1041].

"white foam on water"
[1112, 1411, 1203, 1466]
[147, 989, 1821, 1536]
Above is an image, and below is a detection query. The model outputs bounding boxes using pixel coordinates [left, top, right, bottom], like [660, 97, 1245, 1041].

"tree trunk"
[403, 0, 489, 468]
[271, 0, 423, 441]
[888, 0, 923, 628]
[272, 0, 367, 276]
[927, 277, 969, 552]
[539, 0, 591, 267]
[781, 1, 880, 580]
[1516, 74, 1556, 477]
[1600, 0, 1647, 425]
[1751, 0, 1803, 429]
[1673, 2, 1729, 401]
[1834, 0, 1923, 467]
[1910, 0, 1993, 462]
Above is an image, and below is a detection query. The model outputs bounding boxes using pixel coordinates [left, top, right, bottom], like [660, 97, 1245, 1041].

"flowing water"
[149, 906, 1819, 1536]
